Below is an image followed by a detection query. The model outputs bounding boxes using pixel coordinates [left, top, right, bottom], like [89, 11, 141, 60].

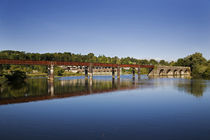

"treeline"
[173, 53, 210, 79]
[0, 50, 209, 78]
[0, 50, 170, 65]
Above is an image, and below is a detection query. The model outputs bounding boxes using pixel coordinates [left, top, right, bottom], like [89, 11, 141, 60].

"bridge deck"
[0, 59, 154, 68]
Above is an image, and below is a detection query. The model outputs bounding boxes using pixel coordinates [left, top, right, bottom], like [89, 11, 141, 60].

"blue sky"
[0, 0, 209, 60]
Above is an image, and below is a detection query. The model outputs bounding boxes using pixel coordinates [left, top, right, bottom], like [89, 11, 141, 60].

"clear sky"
[0, 0, 209, 60]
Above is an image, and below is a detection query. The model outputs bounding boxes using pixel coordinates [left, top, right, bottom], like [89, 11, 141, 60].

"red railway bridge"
[0, 59, 154, 80]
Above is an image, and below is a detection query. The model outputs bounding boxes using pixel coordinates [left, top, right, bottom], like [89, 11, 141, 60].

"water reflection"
[48, 80, 54, 96]
[0, 76, 209, 105]
[1, 76, 210, 140]
[0, 77, 139, 105]
[176, 79, 207, 97]
[149, 75, 191, 79]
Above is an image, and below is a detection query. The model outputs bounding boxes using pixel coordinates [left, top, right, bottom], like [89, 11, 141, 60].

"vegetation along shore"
[0, 50, 209, 79]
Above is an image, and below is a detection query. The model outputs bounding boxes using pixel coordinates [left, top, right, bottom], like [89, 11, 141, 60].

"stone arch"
[166, 69, 173, 76]
[159, 69, 165, 76]
[184, 69, 190, 75]
[180, 69, 184, 75]
[174, 69, 179, 75]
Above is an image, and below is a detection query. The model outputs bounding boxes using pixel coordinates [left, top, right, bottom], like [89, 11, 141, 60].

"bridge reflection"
[151, 75, 191, 79]
[0, 77, 147, 105]
[0, 76, 207, 105]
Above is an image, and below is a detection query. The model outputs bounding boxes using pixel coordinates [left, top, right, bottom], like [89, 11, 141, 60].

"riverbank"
[26, 72, 136, 78]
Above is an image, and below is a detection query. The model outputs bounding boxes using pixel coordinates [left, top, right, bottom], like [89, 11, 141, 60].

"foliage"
[0, 50, 209, 78]
[203, 67, 210, 79]
[54, 66, 65, 76]
[0, 64, 3, 76]
[159, 60, 169, 66]
[0, 50, 154, 65]
[149, 59, 158, 65]
[0, 50, 155, 76]
[5, 70, 27, 83]
[174, 53, 209, 79]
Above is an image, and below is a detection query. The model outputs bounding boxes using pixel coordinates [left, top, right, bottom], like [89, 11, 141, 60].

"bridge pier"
[48, 65, 54, 81]
[85, 66, 88, 79]
[112, 67, 115, 79]
[132, 67, 135, 79]
[117, 66, 120, 79]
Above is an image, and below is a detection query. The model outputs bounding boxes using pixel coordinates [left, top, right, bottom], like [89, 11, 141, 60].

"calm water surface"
[0, 75, 210, 140]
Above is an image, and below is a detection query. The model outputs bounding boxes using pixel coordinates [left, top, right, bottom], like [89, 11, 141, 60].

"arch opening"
[166, 69, 173, 76]
[159, 69, 165, 76]
[180, 70, 184, 75]
[174, 69, 179, 75]
[184, 69, 190, 75]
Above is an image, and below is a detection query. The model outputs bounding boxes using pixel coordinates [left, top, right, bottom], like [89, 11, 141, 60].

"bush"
[5, 70, 27, 82]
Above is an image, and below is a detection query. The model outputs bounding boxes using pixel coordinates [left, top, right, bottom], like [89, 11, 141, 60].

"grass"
[27, 73, 47, 77]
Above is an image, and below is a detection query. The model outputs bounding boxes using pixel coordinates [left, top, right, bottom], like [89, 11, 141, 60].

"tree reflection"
[176, 79, 207, 97]
[0, 77, 137, 105]
[0, 78, 48, 101]
[1, 77, 206, 104]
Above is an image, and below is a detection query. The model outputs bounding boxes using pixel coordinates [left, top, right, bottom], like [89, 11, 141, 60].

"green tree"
[159, 60, 169, 66]
[174, 52, 209, 78]
[149, 59, 158, 65]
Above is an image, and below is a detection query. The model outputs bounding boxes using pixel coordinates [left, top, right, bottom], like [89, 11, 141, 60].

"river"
[0, 75, 210, 140]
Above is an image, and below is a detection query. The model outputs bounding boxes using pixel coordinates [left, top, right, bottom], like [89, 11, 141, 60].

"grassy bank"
[58, 72, 83, 77]
[27, 73, 47, 77]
